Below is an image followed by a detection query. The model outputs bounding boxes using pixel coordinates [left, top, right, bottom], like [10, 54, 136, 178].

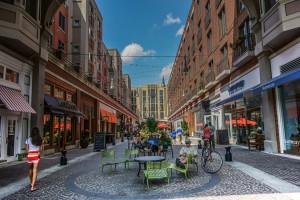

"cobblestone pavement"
[2, 138, 299, 200]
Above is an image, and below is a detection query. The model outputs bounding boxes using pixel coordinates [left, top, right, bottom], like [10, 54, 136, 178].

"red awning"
[110, 113, 118, 124]
[100, 109, 117, 123]
[157, 122, 168, 128]
[0, 86, 36, 113]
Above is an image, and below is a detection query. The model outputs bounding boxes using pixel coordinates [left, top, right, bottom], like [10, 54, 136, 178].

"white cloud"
[164, 13, 181, 25]
[160, 62, 174, 83]
[176, 25, 185, 36]
[121, 43, 156, 63]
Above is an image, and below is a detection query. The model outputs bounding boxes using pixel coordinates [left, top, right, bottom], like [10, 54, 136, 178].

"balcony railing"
[233, 34, 255, 60]
[197, 28, 202, 43]
[205, 72, 215, 86]
[215, 0, 221, 9]
[216, 57, 229, 76]
[204, 11, 211, 29]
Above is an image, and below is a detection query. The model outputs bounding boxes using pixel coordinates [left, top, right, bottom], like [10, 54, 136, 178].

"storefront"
[0, 51, 35, 162]
[43, 81, 82, 153]
[100, 103, 117, 136]
[210, 67, 262, 145]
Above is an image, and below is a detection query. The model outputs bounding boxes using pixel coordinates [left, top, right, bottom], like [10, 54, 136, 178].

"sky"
[96, 0, 192, 87]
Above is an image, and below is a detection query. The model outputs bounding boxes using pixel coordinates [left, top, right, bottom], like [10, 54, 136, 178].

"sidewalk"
[0, 138, 126, 187]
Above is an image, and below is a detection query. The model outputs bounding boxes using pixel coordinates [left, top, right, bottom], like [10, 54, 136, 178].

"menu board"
[94, 132, 106, 151]
[216, 130, 229, 145]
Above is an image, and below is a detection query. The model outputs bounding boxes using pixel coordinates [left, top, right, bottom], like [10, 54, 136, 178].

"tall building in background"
[132, 84, 168, 122]
[122, 74, 132, 109]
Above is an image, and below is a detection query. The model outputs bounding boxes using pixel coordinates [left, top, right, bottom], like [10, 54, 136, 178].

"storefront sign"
[59, 100, 77, 110]
[228, 80, 245, 95]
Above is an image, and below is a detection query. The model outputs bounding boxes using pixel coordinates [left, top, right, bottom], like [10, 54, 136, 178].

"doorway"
[6, 118, 17, 161]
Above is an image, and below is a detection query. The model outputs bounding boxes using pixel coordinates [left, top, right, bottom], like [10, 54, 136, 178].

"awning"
[209, 92, 244, 110]
[100, 109, 117, 123]
[44, 95, 83, 116]
[0, 85, 36, 113]
[110, 113, 118, 124]
[253, 67, 300, 93]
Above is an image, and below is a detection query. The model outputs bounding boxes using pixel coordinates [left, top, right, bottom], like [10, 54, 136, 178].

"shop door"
[6, 118, 17, 161]
[236, 111, 247, 144]
[204, 115, 211, 124]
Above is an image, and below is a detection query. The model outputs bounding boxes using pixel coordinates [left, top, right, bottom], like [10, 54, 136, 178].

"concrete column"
[258, 52, 278, 153]
[31, 58, 46, 133]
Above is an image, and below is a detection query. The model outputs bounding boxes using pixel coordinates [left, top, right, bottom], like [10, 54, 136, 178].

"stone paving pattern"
[2, 138, 295, 200]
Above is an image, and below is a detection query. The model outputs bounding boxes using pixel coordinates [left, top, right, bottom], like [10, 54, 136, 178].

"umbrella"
[157, 122, 168, 129]
[196, 123, 204, 127]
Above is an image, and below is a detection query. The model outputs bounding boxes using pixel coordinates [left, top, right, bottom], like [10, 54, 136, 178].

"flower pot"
[80, 141, 89, 149]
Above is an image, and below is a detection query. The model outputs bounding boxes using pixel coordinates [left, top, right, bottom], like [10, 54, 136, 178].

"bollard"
[225, 146, 232, 161]
[60, 150, 67, 165]
[198, 140, 202, 149]
[112, 138, 115, 146]
[121, 136, 124, 142]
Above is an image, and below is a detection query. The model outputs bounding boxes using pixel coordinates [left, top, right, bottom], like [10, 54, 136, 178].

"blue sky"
[96, 0, 192, 87]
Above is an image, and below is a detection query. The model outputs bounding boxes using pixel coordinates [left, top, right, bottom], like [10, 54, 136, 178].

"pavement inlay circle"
[64, 166, 221, 199]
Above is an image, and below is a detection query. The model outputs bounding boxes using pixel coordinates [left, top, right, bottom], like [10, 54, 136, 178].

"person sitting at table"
[176, 139, 197, 169]
[133, 133, 143, 149]
[148, 133, 161, 155]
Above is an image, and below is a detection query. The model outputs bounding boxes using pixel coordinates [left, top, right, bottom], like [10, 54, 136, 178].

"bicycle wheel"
[201, 150, 223, 174]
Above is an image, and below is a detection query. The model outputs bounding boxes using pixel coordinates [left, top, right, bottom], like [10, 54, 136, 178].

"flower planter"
[80, 141, 89, 149]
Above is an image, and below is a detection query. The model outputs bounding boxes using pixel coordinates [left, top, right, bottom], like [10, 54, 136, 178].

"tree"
[146, 117, 157, 133]
[181, 120, 188, 133]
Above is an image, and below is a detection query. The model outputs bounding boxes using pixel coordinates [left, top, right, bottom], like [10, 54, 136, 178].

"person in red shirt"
[203, 124, 211, 140]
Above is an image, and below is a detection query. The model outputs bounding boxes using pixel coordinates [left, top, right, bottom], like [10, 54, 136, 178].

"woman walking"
[26, 127, 43, 192]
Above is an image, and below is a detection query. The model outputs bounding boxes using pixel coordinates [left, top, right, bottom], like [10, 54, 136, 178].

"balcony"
[215, 0, 221, 9]
[0, 2, 41, 57]
[204, 11, 211, 29]
[261, 0, 300, 50]
[205, 72, 215, 89]
[197, 82, 206, 95]
[232, 34, 255, 68]
[88, 37, 94, 50]
[216, 57, 230, 80]
[197, 28, 202, 43]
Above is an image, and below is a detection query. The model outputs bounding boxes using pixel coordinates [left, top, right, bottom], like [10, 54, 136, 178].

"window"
[44, 83, 53, 95]
[209, 60, 214, 72]
[197, 0, 201, 16]
[48, 35, 53, 47]
[265, 0, 277, 13]
[58, 40, 64, 50]
[66, 93, 73, 102]
[24, 75, 30, 85]
[0, 65, 3, 79]
[199, 46, 204, 65]
[220, 44, 228, 59]
[25, 0, 37, 19]
[54, 88, 65, 99]
[59, 12, 65, 31]
[237, 0, 245, 14]
[73, 45, 80, 53]
[5, 68, 19, 84]
[73, 19, 80, 26]
[219, 8, 226, 38]
[207, 30, 212, 54]
[43, 115, 51, 145]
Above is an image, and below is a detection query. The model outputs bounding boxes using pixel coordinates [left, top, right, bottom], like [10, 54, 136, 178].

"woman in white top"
[25, 127, 43, 192]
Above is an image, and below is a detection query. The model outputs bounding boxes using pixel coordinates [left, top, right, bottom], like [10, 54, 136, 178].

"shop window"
[53, 116, 60, 147]
[280, 82, 300, 153]
[43, 114, 51, 146]
[66, 117, 75, 143]
[0, 65, 3, 79]
[5, 68, 19, 84]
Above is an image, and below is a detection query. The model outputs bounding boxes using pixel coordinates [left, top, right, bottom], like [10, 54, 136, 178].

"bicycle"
[200, 139, 223, 174]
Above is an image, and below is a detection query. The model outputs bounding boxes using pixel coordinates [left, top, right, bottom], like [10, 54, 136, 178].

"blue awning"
[253, 67, 300, 93]
[209, 92, 244, 110]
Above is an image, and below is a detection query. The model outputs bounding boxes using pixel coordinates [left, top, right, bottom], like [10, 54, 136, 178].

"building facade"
[168, 0, 300, 155]
[132, 84, 168, 122]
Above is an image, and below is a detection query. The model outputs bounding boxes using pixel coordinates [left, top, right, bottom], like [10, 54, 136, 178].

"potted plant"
[80, 130, 92, 148]
[158, 131, 172, 150]
[229, 35, 246, 49]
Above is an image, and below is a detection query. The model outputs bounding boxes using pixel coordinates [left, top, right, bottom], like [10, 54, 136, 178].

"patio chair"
[161, 145, 174, 158]
[100, 150, 116, 172]
[143, 160, 170, 189]
[168, 155, 193, 179]
[116, 149, 140, 169]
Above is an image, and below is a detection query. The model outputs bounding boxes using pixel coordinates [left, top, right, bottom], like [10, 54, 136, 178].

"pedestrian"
[208, 122, 216, 149]
[176, 139, 197, 169]
[171, 129, 177, 144]
[176, 125, 183, 144]
[26, 127, 43, 192]
[203, 124, 211, 147]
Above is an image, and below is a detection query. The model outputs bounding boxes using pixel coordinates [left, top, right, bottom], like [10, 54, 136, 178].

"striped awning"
[0, 85, 36, 113]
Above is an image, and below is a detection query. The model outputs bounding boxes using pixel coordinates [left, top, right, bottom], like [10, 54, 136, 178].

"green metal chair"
[100, 150, 116, 172]
[143, 160, 170, 189]
[116, 149, 140, 169]
[168, 155, 193, 179]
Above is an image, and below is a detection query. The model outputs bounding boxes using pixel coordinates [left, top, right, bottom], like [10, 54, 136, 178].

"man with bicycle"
[208, 122, 216, 149]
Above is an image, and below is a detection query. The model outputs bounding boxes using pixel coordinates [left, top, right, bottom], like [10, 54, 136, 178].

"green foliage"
[158, 131, 172, 146]
[181, 121, 188, 133]
[146, 117, 157, 133]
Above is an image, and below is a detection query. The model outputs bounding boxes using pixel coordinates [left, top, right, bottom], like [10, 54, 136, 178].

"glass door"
[225, 113, 235, 144]
[6, 118, 17, 158]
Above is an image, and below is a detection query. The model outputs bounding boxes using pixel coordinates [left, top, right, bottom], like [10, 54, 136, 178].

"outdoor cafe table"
[134, 156, 166, 176]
